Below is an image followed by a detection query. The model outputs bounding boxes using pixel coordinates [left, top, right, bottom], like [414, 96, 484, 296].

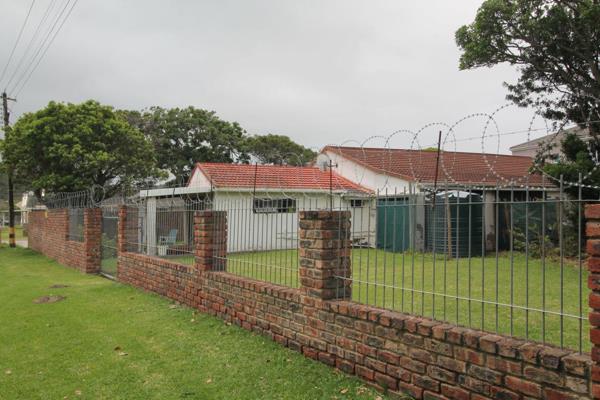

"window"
[253, 198, 296, 213]
[350, 199, 366, 208]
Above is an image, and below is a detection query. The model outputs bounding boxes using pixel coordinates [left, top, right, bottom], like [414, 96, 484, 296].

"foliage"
[512, 200, 582, 258]
[122, 107, 249, 183]
[540, 132, 600, 198]
[512, 225, 556, 259]
[245, 134, 316, 166]
[2, 101, 160, 195]
[456, 0, 600, 131]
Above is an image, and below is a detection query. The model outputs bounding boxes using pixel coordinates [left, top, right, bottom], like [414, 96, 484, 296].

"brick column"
[117, 206, 127, 254]
[83, 208, 102, 273]
[299, 211, 351, 300]
[194, 210, 227, 272]
[586, 204, 600, 399]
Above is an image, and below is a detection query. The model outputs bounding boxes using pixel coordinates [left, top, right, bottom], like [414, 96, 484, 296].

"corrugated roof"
[322, 146, 551, 186]
[189, 162, 372, 193]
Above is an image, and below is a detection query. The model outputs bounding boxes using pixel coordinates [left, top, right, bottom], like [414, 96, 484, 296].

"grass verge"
[0, 246, 389, 400]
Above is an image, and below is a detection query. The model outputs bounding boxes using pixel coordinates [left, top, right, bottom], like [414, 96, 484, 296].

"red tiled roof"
[189, 162, 372, 193]
[322, 146, 551, 187]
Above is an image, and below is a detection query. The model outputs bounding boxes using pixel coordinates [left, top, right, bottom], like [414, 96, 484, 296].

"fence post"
[299, 210, 352, 300]
[194, 210, 227, 272]
[83, 208, 102, 273]
[586, 204, 600, 399]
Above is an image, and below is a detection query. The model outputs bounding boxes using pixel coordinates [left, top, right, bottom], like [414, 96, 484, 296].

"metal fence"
[202, 181, 591, 352]
[212, 194, 307, 287]
[100, 203, 119, 277]
[40, 178, 594, 352]
[340, 186, 589, 352]
[122, 196, 210, 266]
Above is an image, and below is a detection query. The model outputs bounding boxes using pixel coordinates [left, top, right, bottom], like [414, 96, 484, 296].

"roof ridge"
[322, 145, 534, 160]
[196, 161, 326, 169]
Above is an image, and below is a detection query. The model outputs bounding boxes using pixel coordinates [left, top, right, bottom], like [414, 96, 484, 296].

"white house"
[139, 162, 373, 255]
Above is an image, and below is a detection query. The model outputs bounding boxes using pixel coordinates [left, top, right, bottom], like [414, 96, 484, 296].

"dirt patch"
[33, 295, 66, 304]
[49, 284, 69, 289]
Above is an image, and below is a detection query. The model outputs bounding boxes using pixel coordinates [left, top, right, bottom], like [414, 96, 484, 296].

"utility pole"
[2, 91, 16, 248]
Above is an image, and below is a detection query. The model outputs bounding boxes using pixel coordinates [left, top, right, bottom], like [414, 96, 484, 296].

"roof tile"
[190, 162, 371, 193]
[324, 146, 551, 187]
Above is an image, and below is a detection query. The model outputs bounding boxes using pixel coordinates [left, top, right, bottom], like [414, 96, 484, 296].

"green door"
[376, 197, 410, 252]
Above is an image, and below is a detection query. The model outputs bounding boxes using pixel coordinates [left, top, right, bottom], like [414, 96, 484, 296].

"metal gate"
[100, 204, 119, 278]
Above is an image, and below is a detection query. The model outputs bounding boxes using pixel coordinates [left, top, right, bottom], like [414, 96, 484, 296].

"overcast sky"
[0, 0, 551, 154]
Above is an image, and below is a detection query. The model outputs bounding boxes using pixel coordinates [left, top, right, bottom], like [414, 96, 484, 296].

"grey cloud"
[0, 0, 542, 153]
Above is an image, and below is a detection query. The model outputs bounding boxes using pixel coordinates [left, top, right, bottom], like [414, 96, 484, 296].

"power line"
[3, 0, 59, 91]
[7, 0, 73, 94]
[0, 0, 37, 87]
[13, 0, 78, 98]
[10, 0, 78, 97]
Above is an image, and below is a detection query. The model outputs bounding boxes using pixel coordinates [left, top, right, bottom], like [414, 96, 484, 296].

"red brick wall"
[28, 208, 101, 273]
[117, 252, 198, 302]
[114, 208, 593, 399]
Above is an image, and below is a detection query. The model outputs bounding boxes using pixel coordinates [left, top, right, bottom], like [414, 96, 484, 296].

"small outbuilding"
[139, 162, 373, 255]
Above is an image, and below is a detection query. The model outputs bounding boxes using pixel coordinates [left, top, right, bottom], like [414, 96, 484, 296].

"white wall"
[214, 191, 377, 253]
[188, 166, 213, 188]
[316, 150, 412, 193]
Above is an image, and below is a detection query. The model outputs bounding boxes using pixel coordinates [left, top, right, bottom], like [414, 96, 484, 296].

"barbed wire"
[30, 103, 600, 208]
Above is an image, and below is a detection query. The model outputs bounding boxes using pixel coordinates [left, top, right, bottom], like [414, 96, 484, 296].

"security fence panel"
[100, 204, 119, 277]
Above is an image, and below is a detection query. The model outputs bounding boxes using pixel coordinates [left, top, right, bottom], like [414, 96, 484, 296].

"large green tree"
[2, 100, 159, 195]
[123, 107, 249, 183]
[456, 0, 600, 129]
[245, 134, 316, 166]
[456, 0, 600, 197]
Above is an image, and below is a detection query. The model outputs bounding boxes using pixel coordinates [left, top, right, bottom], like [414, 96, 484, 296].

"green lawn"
[226, 249, 590, 352]
[0, 224, 25, 242]
[0, 246, 388, 400]
[14, 225, 25, 240]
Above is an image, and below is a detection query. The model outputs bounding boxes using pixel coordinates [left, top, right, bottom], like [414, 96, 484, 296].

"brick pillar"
[117, 205, 127, 254]
[586, 204, 600, 399]
[299, 211, 352, 300]
[194, 210, 227, 272]
[83, 208, 102, 273]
